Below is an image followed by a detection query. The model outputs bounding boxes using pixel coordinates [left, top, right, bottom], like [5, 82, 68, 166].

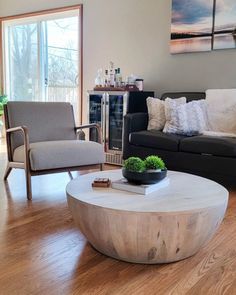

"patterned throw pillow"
[163, 99, 209, 136]
[147, 97, 165, 131]
[162, 97, 187, 133]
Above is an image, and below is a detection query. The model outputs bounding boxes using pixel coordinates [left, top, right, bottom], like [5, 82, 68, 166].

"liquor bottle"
[104, 69, 109, 87]
[114, 69, 118, 87]
[116, 68, 122, 87]
[95, 68, 104, 87]
[109, 61, 115, 87]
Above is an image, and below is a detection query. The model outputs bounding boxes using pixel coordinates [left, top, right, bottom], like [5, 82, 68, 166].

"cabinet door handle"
[101, 94, 106, 145]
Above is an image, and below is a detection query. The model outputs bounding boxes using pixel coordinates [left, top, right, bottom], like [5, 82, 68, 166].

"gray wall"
[1, 0, 236, 120]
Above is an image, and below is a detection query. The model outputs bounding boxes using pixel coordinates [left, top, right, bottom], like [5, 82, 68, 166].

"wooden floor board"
[0, 139, 236, 294]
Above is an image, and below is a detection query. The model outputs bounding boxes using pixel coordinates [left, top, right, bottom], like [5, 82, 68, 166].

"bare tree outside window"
[6, 16, 79, 117]
[10, 24, 38, 101]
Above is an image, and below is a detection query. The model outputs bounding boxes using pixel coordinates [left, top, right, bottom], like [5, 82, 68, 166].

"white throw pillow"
[147, 97, 165, 131]
[206, 89, 236, 134]
[163, 97, 187, 133]
[163, 99, 209, 136]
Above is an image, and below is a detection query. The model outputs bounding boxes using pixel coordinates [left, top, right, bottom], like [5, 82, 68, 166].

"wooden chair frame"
[3, 104, 104, 200]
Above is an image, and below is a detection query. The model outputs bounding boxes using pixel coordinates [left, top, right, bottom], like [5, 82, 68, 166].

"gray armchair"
[3, 101, 105, 200]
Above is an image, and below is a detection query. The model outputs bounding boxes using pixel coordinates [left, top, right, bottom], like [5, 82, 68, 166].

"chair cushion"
[13, 140, 105, 171]
[180, 136, 236, 157]
[129, 130, 186, 152]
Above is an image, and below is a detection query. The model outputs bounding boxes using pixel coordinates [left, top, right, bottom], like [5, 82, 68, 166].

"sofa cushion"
[180, 136, 236, 157]
[129, 130, 186, 152]
[13, 140, 105, 171]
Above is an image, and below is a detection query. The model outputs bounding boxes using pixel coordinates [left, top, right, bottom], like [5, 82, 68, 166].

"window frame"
[0, 4, 83, 123]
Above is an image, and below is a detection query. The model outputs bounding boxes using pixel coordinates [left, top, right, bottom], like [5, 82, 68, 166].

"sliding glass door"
[45, 18, 78, 112]
[2, 9, 80, 120]
[6, 22, 39, 101]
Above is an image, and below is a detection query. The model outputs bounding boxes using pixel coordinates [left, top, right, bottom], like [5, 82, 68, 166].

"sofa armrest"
[123, 113, 148, 159]
[124, 112, 148, 134]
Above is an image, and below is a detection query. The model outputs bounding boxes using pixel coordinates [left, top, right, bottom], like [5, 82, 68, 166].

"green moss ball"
[124, 157, 146, 172]
[145, 155, 166, 170]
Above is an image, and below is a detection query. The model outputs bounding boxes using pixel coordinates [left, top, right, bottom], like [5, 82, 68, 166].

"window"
[1, 6, 82, 122]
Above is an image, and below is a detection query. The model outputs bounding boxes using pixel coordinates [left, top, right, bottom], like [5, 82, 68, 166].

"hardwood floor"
[0, 139, 236, 294]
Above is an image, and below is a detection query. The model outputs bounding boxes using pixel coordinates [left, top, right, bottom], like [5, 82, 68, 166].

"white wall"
[1, 0, 236, 122]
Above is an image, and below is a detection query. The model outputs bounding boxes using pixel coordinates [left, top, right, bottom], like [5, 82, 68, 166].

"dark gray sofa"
[123, 92, 236, 184]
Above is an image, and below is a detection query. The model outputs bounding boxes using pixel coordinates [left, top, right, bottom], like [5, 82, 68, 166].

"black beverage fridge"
[88, 90, 154, 165]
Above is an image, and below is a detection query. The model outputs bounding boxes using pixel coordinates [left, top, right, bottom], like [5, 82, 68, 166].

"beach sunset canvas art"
[171, 0, 214, 54]
[171, 0, 236, 54]
[214, 0, 236, 50]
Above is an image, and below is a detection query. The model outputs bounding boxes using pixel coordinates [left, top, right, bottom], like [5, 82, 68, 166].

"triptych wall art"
[171, 0, 236, 54]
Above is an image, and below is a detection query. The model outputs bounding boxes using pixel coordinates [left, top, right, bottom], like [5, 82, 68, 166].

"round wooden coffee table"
[66, 170, 228, 264]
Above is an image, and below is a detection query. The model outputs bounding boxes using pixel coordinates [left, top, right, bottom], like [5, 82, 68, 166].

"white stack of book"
[111, 178, 170, 195]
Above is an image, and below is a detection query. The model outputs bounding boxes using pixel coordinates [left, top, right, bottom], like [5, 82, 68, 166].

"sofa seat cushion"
[13, 140, 105, 171]
[129, 130, 186, 152]
[180, 136, 236, 157]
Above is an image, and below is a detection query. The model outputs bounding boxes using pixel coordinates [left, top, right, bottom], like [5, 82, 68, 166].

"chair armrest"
[6, 126, 30, 162]
[75, 123, 102, 144]
[6, 126, 28, 134]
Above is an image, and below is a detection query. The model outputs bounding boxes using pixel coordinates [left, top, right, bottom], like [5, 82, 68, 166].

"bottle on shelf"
[94, 63, 124, 89]
[114, 69, 118, 87]
[95, 68, 104, 88]
[104, 69, 110, 87]
[109, 61, 115, 87]
[116, 68, 122, 87]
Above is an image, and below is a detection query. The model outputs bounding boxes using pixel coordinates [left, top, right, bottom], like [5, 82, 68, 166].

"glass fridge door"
[107, 93, 126, 152]
[89, 93, 104, 143]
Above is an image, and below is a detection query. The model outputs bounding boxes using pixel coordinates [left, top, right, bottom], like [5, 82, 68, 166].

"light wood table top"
[66, 170, 228, 214]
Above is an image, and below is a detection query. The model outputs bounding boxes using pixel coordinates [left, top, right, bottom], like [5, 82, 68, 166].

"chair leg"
[4, 164, 12, 181]
[100, 164, 104, 171]
[25, 169, 32, 201]
[68, 171, 73, 180]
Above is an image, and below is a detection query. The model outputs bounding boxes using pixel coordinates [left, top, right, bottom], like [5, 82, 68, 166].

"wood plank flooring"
[0, 139, 236, 294]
